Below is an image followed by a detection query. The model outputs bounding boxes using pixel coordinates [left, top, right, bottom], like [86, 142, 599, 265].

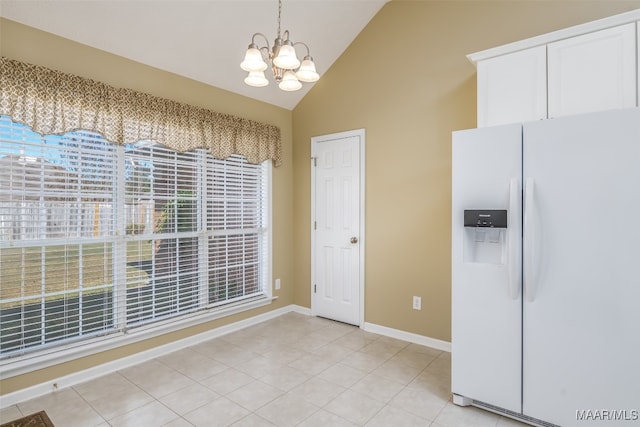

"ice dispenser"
[463, 210, 507, 264]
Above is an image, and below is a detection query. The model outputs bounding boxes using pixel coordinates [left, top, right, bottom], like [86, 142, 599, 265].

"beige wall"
[292, 0, 640, 342]
[2, 0, 639, 397]
[0, 18, 294, 395]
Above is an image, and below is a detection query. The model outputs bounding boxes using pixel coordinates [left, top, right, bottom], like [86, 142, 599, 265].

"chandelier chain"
[277, 0, 282, 39]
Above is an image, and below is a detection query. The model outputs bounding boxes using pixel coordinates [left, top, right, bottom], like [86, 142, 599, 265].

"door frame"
[310, 128, 365, 327]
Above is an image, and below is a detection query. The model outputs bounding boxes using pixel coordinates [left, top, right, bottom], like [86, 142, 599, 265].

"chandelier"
[240, 0, 319, 91]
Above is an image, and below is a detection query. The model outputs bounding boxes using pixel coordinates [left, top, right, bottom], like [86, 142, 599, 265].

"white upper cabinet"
[548, 23, 636, 118]
[478, 45, 547, 127]
[469, 9, 640, 127]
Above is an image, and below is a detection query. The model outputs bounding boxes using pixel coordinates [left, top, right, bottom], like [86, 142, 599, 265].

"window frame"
[0, 118, 274, 378]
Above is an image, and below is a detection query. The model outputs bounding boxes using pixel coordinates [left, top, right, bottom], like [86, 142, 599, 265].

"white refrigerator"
[451, 107, 640, 427]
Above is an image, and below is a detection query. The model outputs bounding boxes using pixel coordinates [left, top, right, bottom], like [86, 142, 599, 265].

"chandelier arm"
[251, 32, 271, 49]
[292, 41, 311, 57]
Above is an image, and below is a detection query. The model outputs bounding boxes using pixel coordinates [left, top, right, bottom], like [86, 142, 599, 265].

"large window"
[0, 116, 270, 358]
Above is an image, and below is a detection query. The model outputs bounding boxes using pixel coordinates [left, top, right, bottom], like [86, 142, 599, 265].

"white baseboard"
[2, 296, 277, 380]
[0, 304, 297, 409]
[362, 322, 451, 352]
[288, 304, 312, 316]
[0, 306, 450, 409]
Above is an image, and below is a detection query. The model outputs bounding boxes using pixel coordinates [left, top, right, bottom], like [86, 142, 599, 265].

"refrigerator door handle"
[507, 178, 521, 299]
[524, 178, 536, 302]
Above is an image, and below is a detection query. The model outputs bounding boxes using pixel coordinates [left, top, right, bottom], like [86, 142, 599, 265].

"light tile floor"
[0, 313, 528, 426]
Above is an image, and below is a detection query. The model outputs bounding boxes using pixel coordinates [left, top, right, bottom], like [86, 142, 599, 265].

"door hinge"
[311, 157, 317, 167]
[314, 221, 317, 230]
[314, 284, 317, 293]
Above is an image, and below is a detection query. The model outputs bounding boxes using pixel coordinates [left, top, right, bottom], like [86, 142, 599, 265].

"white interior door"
[311, 129, 364, 326]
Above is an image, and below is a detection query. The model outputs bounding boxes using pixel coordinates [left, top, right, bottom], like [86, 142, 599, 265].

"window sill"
[0, 295, 276, 380]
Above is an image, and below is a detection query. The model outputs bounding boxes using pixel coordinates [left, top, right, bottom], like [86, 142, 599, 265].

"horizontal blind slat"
[1, 116, 269, 358]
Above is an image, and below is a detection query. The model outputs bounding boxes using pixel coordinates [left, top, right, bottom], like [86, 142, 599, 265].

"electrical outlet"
[413, 296, 421, 310]
[275, 278, 281, 290]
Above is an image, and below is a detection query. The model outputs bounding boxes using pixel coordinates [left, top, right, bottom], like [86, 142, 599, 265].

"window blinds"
[0, 116, 269, 357]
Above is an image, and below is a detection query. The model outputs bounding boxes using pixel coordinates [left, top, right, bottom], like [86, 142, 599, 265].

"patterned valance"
[0, 57, 282, 166]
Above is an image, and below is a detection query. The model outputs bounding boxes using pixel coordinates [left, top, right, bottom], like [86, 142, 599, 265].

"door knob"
[350, 237, 358, 244]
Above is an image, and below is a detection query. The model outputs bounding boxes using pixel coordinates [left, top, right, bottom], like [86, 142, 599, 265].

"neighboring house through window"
[0, 116, 271, 358]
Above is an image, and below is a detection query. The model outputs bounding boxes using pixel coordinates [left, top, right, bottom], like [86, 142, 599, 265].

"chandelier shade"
[272, 41, 300, 70]
[240, 47, 268, 72]
[240, 0, 319, 91]
[279, 70, 303, 91]
[244, 70, 269, 87]
[296, 56, 320, 82]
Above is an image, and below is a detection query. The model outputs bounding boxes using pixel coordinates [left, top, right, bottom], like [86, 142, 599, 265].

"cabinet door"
[548, 23, 636, 118]
[477, 45, 547, 127]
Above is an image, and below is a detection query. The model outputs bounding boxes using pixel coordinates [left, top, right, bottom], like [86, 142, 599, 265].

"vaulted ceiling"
[0, 0, 389, 110]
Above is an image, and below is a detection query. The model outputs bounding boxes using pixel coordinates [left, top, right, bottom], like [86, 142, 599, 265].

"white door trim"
[310, 129, 365, 327]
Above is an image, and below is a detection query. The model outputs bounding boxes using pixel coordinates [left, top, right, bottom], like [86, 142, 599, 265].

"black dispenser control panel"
[464, 210, 507, 228]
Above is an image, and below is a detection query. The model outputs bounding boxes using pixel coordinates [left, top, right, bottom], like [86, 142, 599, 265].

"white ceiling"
[0, 0, 388, 110]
